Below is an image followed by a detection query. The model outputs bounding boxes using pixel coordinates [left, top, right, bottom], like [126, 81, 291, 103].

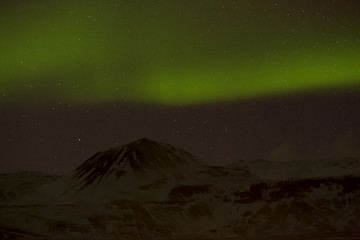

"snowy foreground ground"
[1, 138, 360, 239]
[173, 233, 360, 240]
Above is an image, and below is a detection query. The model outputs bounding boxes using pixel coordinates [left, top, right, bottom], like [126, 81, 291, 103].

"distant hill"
[0, 171, 59, 202]
[227, 157, 360, 180]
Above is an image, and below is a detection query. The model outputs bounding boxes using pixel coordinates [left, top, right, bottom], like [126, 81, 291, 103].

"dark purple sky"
[1, 88, 359, 174]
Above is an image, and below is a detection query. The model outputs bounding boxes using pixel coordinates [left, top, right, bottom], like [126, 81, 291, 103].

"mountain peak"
[133, 137, 153, 143]
[127, 137, 162, 149]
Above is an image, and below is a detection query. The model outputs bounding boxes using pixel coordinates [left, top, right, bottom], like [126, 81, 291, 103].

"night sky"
[1, 0, 359, 174]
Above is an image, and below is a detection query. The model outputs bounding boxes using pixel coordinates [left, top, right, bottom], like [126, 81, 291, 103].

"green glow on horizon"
[0, 1, 359, 105]
[145, 49, 360, 104]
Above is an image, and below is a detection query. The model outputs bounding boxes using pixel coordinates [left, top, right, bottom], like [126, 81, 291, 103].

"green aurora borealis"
[1, 0, 360, 105]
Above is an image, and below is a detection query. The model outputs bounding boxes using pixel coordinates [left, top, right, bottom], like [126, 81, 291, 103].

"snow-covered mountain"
[48, 137, 211, 202]
[0, 139, 359, 239]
